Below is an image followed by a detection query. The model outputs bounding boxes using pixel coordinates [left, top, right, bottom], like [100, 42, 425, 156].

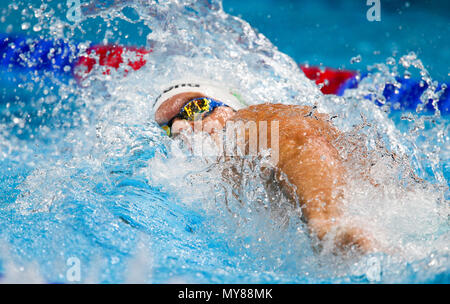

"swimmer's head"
[153, 81, 247, 137]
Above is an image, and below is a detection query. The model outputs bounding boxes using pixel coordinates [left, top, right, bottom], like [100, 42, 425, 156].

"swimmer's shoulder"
[233, 103, 316, 121]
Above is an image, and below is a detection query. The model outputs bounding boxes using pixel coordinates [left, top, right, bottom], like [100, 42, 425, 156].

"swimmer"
[153, 81, 379, 255]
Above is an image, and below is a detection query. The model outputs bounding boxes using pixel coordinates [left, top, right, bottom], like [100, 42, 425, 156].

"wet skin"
[155, 92, 377, 254]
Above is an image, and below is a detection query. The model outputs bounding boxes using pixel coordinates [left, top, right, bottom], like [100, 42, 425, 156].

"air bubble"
[33, 24, 42, 32]
[21, 22, 30, 30]
[350, 55, 362, 64]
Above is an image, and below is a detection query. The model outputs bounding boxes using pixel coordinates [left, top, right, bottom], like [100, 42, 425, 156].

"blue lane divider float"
[338, 74, 450, 115]
[0, 34, 80, 76]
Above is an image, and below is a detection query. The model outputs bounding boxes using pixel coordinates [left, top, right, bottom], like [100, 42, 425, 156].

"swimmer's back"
[231, 103, 341, 145]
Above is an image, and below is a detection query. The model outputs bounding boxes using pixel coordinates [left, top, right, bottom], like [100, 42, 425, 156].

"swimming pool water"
[224, 0, 449, 81]
[0, 0, 448, 283]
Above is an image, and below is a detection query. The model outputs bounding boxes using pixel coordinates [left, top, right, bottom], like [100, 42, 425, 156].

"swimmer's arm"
[278, 135, 375, 253]
[231, 104, 376, 253]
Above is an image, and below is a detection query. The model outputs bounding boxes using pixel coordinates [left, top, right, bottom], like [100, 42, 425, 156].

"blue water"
[224, 0, 450, 81]
[0, 0, 448, 283]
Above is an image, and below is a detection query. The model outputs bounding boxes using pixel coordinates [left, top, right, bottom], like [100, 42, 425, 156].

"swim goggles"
[160, 97, 229, 136]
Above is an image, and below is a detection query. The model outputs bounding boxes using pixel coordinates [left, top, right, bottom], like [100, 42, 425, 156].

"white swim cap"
[153, 79, 248, 115]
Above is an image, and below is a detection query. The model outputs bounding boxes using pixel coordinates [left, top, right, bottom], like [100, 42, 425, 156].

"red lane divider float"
[74, 45, 151, 82]
[299, 65, 356, 95]
[74, 44, 355, 95]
